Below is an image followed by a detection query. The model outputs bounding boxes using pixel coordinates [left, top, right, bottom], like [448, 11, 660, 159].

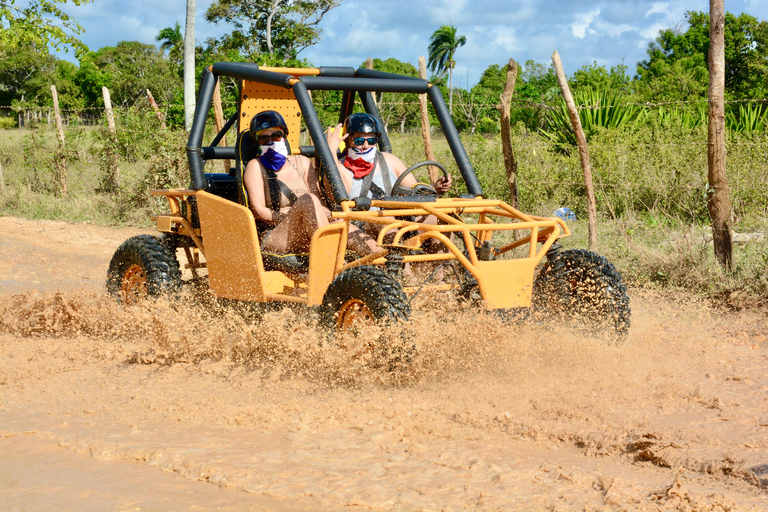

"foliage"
[156, 22, 184, 70]
[637, 10, 768, 101]
[541, 88, 645, 150]
[0, 43, 84, 110]
[427, 24, 467, 113]
[76, 41, 180, 108]
[205, 0, 341, 59]
[0, 0, 91, 57]
[571, 61, 633, 95]
[725, 102, 767, 134]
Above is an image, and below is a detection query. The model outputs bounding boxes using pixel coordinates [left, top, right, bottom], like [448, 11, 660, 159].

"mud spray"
[1, 287, 767, 511]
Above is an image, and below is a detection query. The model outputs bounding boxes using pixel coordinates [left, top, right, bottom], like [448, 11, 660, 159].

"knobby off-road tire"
[107, 235, 182, 304]
[533, 249, 631, 340]
[321, 266, 412, 369]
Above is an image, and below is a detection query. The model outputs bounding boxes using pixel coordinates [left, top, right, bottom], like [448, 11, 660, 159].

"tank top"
[345, 153, 398, 199]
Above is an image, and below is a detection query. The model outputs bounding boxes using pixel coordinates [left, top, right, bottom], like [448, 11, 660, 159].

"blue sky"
[56, 0, 768, 87]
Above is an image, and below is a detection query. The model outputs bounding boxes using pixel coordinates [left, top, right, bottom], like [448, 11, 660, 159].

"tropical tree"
[205, 0, 341, 60]
[636, 10, 768, 100]
[0, 0, 92, 57]
[156, 22, 183, 67]
[427, 24, 466, 114]
[76, 42, 180, 108]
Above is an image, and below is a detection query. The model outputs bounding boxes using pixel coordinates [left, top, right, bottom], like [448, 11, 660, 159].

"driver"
[327, 113, 452, 202]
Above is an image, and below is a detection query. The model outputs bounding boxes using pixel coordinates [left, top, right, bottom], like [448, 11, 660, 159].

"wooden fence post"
[365, 57, 383, 111]
[102, 86, 120, 190]
[212, 80, 231, 173]
[146, 89, 166, 128]
[707, 0, 732, 270]
[0, 158, 5, 191]
[418, 56, 439, 184]
[552, 50, 597, 248]
[51, 85, 67, 197]
[499, 58, 519, 209]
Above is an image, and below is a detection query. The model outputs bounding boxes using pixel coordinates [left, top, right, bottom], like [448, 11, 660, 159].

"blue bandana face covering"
[259, 140, 288, 171]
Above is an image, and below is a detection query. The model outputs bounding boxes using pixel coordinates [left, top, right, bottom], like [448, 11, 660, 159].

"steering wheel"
[391, 160, 450, 197]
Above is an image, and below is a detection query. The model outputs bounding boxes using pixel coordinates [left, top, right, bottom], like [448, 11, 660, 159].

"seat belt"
[358, 152, 392, 199]
[263, 169, 298, 212]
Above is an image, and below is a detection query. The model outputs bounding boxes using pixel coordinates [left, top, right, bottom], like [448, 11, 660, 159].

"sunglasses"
[352, 136, 378, 146]
[257, 131, 284, 144]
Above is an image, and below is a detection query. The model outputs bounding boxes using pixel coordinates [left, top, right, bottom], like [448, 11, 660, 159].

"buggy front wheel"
[107, 235, 182, 304]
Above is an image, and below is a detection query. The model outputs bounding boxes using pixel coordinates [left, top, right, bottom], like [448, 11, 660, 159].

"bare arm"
[325, 123, 354, 194]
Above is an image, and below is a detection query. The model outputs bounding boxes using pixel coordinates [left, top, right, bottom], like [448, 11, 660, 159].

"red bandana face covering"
[343, 147, 377, 179]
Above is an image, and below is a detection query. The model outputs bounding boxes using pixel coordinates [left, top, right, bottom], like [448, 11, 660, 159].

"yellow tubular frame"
[332, 197, 570, 308]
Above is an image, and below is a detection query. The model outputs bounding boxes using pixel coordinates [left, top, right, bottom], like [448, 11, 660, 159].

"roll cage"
[186, 62, 483, 207]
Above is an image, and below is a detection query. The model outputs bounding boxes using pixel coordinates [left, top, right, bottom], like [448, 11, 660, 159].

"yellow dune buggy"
[107, 63, 630, 340]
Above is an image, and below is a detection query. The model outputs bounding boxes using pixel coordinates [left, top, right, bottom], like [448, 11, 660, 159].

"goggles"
[257, 131, 285, 144]
[351, 136, 378, 146]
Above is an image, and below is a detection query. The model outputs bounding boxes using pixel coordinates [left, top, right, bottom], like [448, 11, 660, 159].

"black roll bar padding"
[292, 81, 349, 203]
[210, 62, 293, 89]
[427, 85, 483, 197]
[201, 146, 237, 160]
[300, 76, 429, 94]
[209, 111, 238, 148]
[359, 91, 392, 153]
[339, 91, 354, 125]
[354, 67, 423, 81]
[187, 69, 218, 191]
[318, 66, 357, 77]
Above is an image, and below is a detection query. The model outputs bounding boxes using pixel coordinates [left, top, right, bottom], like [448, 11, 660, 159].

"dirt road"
[1, 216, 767, 511]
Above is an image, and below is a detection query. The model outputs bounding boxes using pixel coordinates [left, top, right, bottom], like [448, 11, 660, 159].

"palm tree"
[184, 0, 196, 131]
[156, 22, 182, 53]
[427, 25, 467, 114]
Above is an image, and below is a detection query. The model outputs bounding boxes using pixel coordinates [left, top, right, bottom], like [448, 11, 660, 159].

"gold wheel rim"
[121, 264, 147, 304]
[337, 299, 374, 331]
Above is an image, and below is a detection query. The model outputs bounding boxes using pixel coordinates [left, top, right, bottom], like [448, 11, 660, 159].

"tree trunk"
[707, 0, 732, 270]
[212, 80, 231, 173]
[183, 0, 196, 131]
[51, 86, 67, 197]
[552, 50, 597, 248]
[418, 56, 438, 184]
[448, 61, 453, 115]
[499, 58, 519, 210]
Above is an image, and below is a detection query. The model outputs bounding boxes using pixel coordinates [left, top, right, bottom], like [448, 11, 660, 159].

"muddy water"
[1, 287, 767, 511]
[1, 216, 768, 510]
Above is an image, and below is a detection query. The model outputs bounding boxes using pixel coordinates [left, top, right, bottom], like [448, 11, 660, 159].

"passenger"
[242, 110, 374, 260]
[327, 113, 452, 202]
[326, 113, 452, 250]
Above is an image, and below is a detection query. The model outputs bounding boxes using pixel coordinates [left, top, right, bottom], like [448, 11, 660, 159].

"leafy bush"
[541, 88, 646, 150]
[0, 117, 16, 129]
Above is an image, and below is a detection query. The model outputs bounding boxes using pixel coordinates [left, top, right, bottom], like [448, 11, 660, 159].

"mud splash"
[1, 288, 768, 510]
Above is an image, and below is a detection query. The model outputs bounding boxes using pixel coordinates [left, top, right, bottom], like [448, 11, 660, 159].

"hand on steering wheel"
[391, 161, 451, 197]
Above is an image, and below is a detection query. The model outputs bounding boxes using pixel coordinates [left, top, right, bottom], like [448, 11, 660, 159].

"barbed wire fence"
[1, 86, 767, 204]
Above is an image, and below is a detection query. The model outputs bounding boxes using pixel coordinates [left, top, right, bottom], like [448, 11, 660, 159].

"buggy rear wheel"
[107, 235, 182, 304]
[533, 249, 630, 340]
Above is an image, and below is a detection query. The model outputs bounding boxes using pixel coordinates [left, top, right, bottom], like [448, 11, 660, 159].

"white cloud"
[640, 21, 667, 40]
[488, 26, 518, 52]
[645, 2, 669, 18]
[424, 0, 469, 24]
[571, 9, 600, 39]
